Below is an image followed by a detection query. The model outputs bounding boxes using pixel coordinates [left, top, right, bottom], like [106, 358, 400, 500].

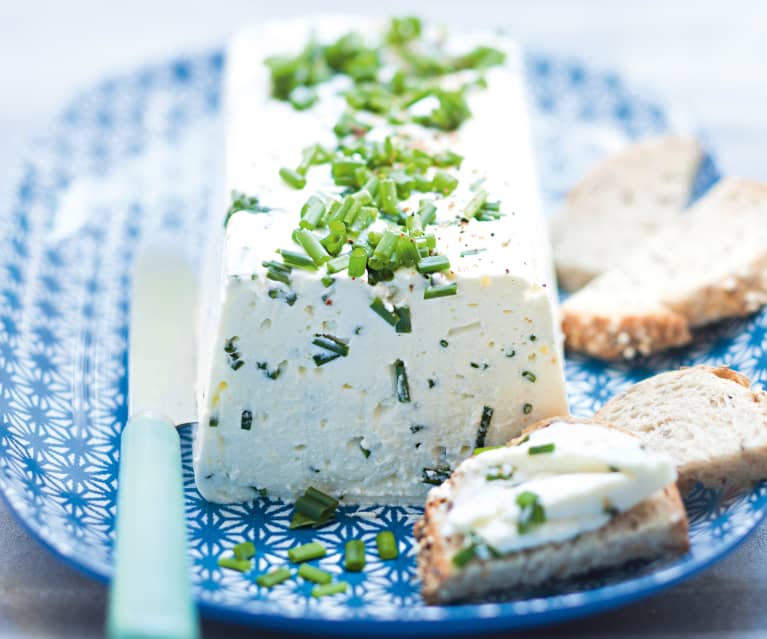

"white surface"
[1, 1, 766, 637]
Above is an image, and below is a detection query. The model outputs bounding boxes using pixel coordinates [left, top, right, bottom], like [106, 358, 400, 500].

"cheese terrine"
[194, 16, 568, 504]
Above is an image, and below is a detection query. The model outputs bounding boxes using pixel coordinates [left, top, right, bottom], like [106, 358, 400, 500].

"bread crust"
[414, 417, 689, 604]
[562, 306, 691, 359]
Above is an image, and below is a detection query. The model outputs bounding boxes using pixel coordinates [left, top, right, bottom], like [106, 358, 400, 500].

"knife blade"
[108, 243, 200, 639]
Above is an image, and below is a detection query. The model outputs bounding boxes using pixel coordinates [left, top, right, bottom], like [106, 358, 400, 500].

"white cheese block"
[193, 17, 568, 504]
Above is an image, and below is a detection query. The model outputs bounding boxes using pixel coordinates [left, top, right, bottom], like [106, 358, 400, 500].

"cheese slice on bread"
[415, 417, 688, 604]
[597, 366, 767, 494]
[562, 178, 767, 359]
[551, 137, 703, 291]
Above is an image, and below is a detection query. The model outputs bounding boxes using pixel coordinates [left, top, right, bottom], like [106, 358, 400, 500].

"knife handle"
[108, 413, 199, 639]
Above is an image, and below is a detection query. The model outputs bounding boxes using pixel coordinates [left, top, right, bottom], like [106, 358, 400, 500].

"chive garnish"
[298, 564, 332, 585]
[241, 410, 253, 431]
[424, 282, 457, 299]
[394, 305, 412, 333]
[266, 266, 291, 286]
[452, 541, 480, 568]
[376, 531, 398, 560]
[208, 416, 219, 428]
[421, 465, 451, 485]
[370, 297, 398, 326]
[523, 403, 533, 415]
[473, 445, 502, 455]
[516, 491, 546, 534]
[311, 581, 348, 598]
[279, 167, 307, 189]
[295, 229, 330, 265]
[321, 275, 335, 287]
[256, 567, 292, 588]
[313, 334, 349, 356]
[417, 255, 451, 274]
[288, 542, 327, 564]
[233, 541, 256, 561]
[522, 370, 537, 383]
[527, 443, 556, 455]
[290, 486, 339, 529]
[609, 465, 621, 472]
[516, 434, 530, 446]
[410, 424, 425, 434]
[439, 339, 449, 347]
[463, 188, 488, 219]
[348, 245, 368, 277]
[359, 441, 371, 458]
[475, 406, 494, 448]
[279, 248, 318, 270]
[460, 248, 486, 257]
[218, 557, 252, 572]
[432, 170, 458, 195]
[345, 540, 366, 572]
[394, 359, 411, 403]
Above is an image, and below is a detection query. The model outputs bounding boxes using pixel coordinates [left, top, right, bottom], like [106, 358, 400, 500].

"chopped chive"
[370, 229, 398, 267]
[295, 229, 330, 265]
[609, 465, 621, 472]
[516, 491, 546, 534]
[359, 441, 371, 458]
[432, 170, 458, 195]
[516, 434, 530, 446]
[279, 249, 317, 270]
[305, 487, 339, 510]
[378, 179, 399, 215]
[451, 543, 478, 568]
[523, 403, 533, 415]
[241, 410, 253, 431]
[256, 567, 292, 588]
[348, 245, 368, 277]
[424, 282, 457, 299]
[208, 416, 219, 427]
[218, 557, 251, 572]
[231, 359, 244, 371]
[529, 443, 555, 455]
[321, 276, 335, 287]
[522, 370, 537, 383]
[299, 196, 326, 229]
[298, 563, 332, 585]
[325, 253, 350, 274]
[332, 158, 367, 187]
[394, 359, 411, 403]
[289, 511, 328, 529]
[460, 248, 486, 257]
[394, 305, 411, 333]
[433, 149, 463, 167]
[313, 333, 349, 357]
[288, 542, 327, 564]
[345, 540, 366, 572]
[279, 167, 307, 189]
[370, 297, 398, 326]
[439, 339, 449, 347]
[473, 445, 502, 455]
[475, 406, 494, 448]
[266, 267, 291, 286]
[289, 86, 318, 111]
[463, 188, 488, 220]
[262, 260, 292, 273]
[375, 531, 398, 560]
[311, 581, 348, 598]
[417, 255, 450, 274]
[421, 465, 451, 485]
[233, 541, 256, 561]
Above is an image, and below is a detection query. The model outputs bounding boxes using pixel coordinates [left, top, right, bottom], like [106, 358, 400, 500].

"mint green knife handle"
[108, 413, 199, 639]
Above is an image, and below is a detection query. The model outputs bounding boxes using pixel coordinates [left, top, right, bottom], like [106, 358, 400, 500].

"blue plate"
[0, 48, 765, 635]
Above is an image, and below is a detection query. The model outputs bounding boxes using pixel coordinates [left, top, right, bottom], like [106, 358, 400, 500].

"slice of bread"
[415, 418, 689, 605]
[597, 366, 767, 494]
[551, 137, 703, 291]
[562, 178, 767, 359]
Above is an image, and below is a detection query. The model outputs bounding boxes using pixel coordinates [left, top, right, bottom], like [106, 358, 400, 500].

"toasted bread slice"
[551, 137, 703, 291]
[415, 418, 689, 605]
[562, 178, 767, 359]
[597, 366, 767, 494]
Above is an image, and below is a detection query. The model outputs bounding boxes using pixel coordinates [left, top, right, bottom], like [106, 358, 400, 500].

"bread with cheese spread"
[597, 366, 767, 494]
[415, 418, 688, 604]
[551, 136, 703, 291]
